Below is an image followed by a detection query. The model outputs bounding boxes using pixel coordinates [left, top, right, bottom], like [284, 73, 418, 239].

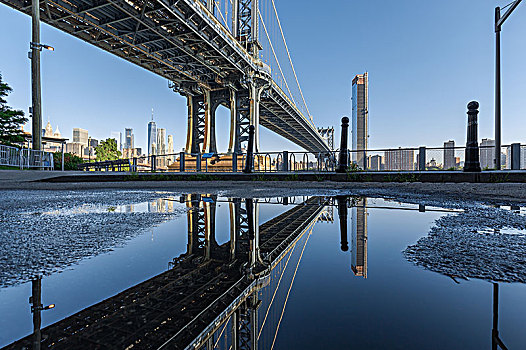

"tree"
[0, 74, 27, 146]
[95, 138, 121, 161]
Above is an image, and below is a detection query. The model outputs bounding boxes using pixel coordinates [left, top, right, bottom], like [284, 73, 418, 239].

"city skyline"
[1, 1, 525, 153]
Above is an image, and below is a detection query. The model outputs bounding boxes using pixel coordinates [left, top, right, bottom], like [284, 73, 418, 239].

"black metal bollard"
[243, 125, 255, 173]
[179, 152, 185, 172]
[232, 152, 237, 172]
[336, 117, 350, 173]
[511, 143, 520, 170]
[464, 101, 481, 172]
[418, 147, 426, 171]
[337, 196, 349, 251]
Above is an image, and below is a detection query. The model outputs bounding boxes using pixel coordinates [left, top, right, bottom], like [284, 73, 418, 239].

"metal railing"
[77, 143, 526, 173]
[0, 144, 54, 170]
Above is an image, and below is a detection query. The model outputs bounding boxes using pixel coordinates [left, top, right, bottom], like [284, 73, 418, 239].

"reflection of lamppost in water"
[30, 276, 55, 350]
[491, 283, 507, 350]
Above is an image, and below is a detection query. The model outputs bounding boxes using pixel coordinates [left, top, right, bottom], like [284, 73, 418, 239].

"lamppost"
[29, 0, 54, 152]
[494, 0, 522, 170]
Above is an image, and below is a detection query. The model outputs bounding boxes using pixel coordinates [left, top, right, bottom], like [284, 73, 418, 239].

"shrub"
[53, 152, 83, 170]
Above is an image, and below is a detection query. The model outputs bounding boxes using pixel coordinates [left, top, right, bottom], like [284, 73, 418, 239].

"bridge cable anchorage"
[257, 241, 298, 340]
[270, 0, 313, 124]
[270, 227, 314, 350]
[257, 9, 297, 106]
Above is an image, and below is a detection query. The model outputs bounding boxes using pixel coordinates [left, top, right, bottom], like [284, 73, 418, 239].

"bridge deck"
[5, 197, 326, 349]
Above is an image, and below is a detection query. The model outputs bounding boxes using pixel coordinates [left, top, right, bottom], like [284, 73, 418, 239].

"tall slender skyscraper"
[148, 108, 157, 156]
[351, 73, 369, 169]
[157, 128, 166, 155]
[124, 128, 134, 149]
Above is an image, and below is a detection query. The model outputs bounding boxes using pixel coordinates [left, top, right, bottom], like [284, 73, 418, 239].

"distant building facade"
[385, 148, 414, 170]
[73, 128, 88, 147]
[351, 73, 368, 169]
[124, 128, 134, 150]
[167, 135, 174, 164]
[480, 138, 495, 169]
[66, 142, 84, 157]
[444, 140, 455, 169]
[369, 155, 383, 171]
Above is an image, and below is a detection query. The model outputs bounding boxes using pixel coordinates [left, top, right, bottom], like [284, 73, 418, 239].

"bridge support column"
[249, 82, 263, 152]
[246, 198, 260, 268]
[185, 91, 215, 155]
[232, 91, 251, 153]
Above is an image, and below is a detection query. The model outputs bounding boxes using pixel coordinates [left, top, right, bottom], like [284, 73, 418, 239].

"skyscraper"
[157, 128, 166, 155]
[148, 109, 157, 156]
[352, 73, 368, 169]
[167, 135, 174, 163]
[73, 128, 89, 147]
[444, 140, 455, 169]
[124, 128, 134, 149]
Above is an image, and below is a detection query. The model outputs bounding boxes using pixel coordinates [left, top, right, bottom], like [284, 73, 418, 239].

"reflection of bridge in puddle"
[8, 196, 472, 350]
[9, 196, 328, 349]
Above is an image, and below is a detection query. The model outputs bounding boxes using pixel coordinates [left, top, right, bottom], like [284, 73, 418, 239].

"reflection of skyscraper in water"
[351, 198, 367, 278]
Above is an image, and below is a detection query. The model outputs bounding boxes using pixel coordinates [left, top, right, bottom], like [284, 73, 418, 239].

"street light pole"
[494, 0, 522, 170]
[31, 0, 42, 152]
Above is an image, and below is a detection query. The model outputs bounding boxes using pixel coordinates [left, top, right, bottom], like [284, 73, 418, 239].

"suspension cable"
[257, 241, 298, 340]
[270, 226, 314, 350]
[213, 0, 229, 28]
[258, 8, 297, 106]
[270, 0, 313, 123]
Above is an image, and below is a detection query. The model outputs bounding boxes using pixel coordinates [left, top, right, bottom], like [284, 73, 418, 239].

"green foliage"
[95, 138, 121, 161]
[0, 74, 28, 146]
[53, 152, 83, 170]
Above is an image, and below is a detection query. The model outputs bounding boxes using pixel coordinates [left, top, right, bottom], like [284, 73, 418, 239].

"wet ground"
[0, 189, 525, 349]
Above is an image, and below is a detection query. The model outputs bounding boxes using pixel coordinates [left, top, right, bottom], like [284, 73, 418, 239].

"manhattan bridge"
[2, 0, 331, 154]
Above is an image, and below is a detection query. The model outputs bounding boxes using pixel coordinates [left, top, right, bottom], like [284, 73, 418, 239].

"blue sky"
[0, 0, 525, 153]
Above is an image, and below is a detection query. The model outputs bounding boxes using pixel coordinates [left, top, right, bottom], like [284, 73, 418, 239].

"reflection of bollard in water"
[336, 117, 350, 173]
[243, 125, 255, 173]
[337, 196, 349, 251]
[464, 101, 481, 172]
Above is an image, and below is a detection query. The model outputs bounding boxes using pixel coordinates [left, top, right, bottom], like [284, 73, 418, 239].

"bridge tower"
[229, 198, 260, 265]
[183, 0, 269, 158]
[233, 293, 260, 350]
[186, 194, 218, 259]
